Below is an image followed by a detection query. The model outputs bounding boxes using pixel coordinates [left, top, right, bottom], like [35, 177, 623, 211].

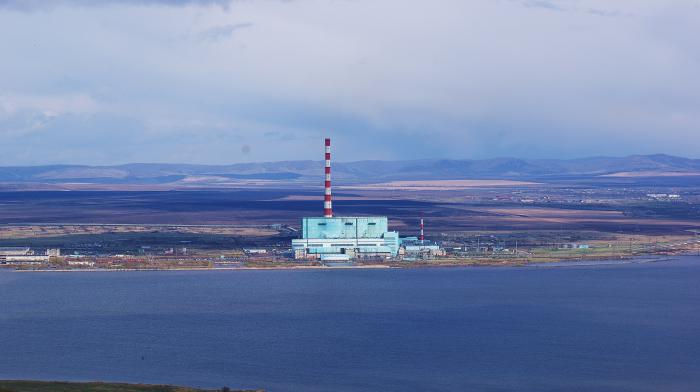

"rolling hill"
[0, 154, 698, 186]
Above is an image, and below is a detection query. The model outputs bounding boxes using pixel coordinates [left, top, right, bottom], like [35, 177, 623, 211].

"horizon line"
[0, 153, 695, 169]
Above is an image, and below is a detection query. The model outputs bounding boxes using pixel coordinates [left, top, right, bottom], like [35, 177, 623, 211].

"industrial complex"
[292, 138, 443, 261]
[2, 137, 700, 272]
[0, 138, 447, 270]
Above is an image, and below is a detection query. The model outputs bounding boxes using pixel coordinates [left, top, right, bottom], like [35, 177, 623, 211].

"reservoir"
[1, 257, 699, 391]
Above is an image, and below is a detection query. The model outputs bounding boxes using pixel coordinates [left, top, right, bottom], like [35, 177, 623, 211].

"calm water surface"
[1, 258, 699, 391]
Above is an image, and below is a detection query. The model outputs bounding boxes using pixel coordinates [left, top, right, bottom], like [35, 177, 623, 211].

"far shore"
[0, 379, 258, 392]
[10, 264, 394, 273]
[4, 254, 686, 273]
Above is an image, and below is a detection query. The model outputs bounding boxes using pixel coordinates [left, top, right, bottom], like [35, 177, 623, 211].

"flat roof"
[302, 216, 388, 219]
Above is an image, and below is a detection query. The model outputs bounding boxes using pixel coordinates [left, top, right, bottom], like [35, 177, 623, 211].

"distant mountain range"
[0, 154, 699, 186]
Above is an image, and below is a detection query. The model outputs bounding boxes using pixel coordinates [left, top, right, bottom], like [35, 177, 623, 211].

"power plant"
[291, 138, 442, 261]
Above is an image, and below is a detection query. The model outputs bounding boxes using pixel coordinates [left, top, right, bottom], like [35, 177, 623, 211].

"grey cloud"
[197, 23, 253, 42]
[587, 8, 621, 17]
[515, 0, 567, 12]
[0, 109, 60, 138]
[511, 0, 623, 17]
[0, 0, 232, 11]
[0, 0, 699, 164]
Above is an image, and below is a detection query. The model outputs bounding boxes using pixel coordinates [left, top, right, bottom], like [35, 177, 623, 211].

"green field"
[0, 381, 261, 392]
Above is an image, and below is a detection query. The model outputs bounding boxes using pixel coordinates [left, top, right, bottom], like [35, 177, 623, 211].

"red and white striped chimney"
[324, 138, 333, 218]
[420, 215, 424, 243]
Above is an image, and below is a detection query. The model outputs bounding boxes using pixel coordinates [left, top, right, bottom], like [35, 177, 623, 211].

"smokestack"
[420, 215, 424, 243]
[324, 138, 332, 217]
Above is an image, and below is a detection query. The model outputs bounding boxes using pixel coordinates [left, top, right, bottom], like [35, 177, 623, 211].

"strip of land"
[0, 380, 261, 392]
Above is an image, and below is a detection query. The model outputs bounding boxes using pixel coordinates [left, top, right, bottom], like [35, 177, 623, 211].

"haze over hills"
[0, 154, 699, 186]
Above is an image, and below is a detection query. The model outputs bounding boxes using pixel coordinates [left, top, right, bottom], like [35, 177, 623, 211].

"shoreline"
[0, 380, 234, 392]
[5, 255, 685, 273]
[10, 264, 395, 273]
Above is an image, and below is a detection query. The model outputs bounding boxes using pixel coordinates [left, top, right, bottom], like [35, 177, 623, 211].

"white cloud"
[0, 0, 698, 164]
[0, 93, 99, 117]
[0, 0, 232, 11]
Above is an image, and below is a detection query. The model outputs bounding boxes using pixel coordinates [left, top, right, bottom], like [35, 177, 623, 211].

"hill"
[0, 154, 698, 186]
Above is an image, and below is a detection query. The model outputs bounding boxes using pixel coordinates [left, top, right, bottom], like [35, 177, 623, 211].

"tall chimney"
[324, 138, 332, 217]
[420, 215, 424, 243]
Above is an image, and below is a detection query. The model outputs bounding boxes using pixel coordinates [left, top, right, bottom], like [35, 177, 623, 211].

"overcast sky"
[0, 0, 698, 165]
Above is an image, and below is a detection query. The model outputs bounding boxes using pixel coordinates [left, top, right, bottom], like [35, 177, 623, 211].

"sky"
[0, 0, 698, 165]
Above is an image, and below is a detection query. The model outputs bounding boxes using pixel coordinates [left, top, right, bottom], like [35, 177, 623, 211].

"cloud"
[0, 93, 100, 138]
[0, 93, 99, 116]
[587, 8, 621, 17]
[516, 0, 566, 12]
[0, 0, 699, 165]
[0, 0, 232, 11]
[196, 23, 253, 42]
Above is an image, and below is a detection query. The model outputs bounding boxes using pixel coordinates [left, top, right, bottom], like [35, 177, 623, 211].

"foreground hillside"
[0, 381, 261, 392]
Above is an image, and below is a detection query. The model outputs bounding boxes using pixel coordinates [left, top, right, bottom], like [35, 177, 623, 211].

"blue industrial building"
[292, 217, 400, 260]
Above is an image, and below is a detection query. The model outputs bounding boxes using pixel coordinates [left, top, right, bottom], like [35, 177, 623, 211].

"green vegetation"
[0, 381, 262, 392]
